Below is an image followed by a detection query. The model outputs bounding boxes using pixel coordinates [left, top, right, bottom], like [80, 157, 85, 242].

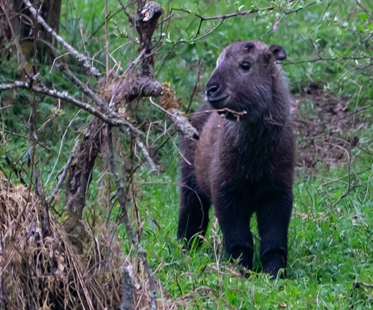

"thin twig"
[167, 0, 306, 44]
[0, 104, 11, 110]
[105, 0, 110, 85]
[353, 281, 373, 289]
[320, 168, 371, 187]
[345, 82, 363, 205]
[107, 126, 157, 310]
[149, 97, 199, 140]
[118, 0, 135, 26]
[310, 0, 334, 35]
[45, 110, 82, 187]
[60, 64, 106, 108]
[47, 138, 81, 204]
[261, 1, 316, 38]
[171, 5, 275, 22]
[148, 96, 173, 116]
[135, 137, 158, 173]
[186, 58, 203, 114]
[166, 131, 191, 166]
[124, 49, 146, 75]
[284, 55, 373, 66]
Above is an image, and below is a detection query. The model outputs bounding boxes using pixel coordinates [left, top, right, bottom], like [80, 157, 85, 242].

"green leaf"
[359, 12, 367, 22]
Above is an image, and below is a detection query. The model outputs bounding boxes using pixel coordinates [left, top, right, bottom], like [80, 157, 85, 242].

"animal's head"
[205, 41, 287, 122]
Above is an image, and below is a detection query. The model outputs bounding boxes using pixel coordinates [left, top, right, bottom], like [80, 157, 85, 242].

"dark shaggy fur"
[177, 41, 295, 278]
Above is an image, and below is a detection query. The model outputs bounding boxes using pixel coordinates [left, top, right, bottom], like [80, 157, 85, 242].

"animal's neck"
[227, 119, 282, 182]
[232, 116, 281, 145]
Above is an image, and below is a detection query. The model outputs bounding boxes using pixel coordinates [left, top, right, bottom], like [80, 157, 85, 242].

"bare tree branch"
[171, 5, 275, 22]
[168, 0, 318, 44]
[0, 80, 145, 137]
[149, 97, 199, 140]
[60, 64, 106, 107]
[64, 118, 105, 252]
[136, 137, 158, 173]
[120, 266, 134, 310]
[22, 0, 101, 76]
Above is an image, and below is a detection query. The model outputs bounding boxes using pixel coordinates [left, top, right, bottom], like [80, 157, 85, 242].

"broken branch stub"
[168, 108, 199, 140]
[136, 1, 164, 78]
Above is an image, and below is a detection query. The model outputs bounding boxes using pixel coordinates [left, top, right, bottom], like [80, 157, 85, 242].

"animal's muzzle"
[205, 84, 219, 97]
[205, 84, 229, 109]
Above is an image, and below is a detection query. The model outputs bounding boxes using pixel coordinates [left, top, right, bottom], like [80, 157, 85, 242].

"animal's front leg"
[256, 189, 293, 278]
[214, 186, 254, 270]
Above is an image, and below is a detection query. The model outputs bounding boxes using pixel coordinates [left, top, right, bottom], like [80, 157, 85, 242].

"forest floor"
[291, 84, 366, 171]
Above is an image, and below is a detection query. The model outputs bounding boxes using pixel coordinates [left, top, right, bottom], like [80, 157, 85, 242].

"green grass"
[131, 140, 373, 309]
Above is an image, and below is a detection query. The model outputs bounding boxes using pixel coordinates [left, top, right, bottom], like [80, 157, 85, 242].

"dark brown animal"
[177, 41, 295, 278]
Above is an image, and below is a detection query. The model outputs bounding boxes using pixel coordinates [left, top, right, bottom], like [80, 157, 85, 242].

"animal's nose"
[206, 84, 220, 97]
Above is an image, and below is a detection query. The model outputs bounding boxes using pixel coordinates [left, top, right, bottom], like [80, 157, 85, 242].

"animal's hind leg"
[177, 174, 211, 247]
[177, 102, 212, 247]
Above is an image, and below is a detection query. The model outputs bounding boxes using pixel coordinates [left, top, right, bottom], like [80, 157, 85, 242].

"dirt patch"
[291, 83, 364, 171]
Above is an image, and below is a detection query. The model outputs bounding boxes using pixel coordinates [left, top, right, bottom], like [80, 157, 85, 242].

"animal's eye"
[240, 62, 251, 71]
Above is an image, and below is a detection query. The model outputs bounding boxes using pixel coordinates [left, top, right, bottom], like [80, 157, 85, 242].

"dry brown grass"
[0, 172, 169, 310]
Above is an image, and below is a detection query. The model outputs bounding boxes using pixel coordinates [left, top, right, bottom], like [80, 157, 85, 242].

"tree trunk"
[0, 0, 62, 62]
[0, 0, 17, 47]
[64, 118, 104, 252]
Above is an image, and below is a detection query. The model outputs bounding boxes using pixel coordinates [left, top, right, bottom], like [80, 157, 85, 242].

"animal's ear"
[266, 44, 286, 61]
